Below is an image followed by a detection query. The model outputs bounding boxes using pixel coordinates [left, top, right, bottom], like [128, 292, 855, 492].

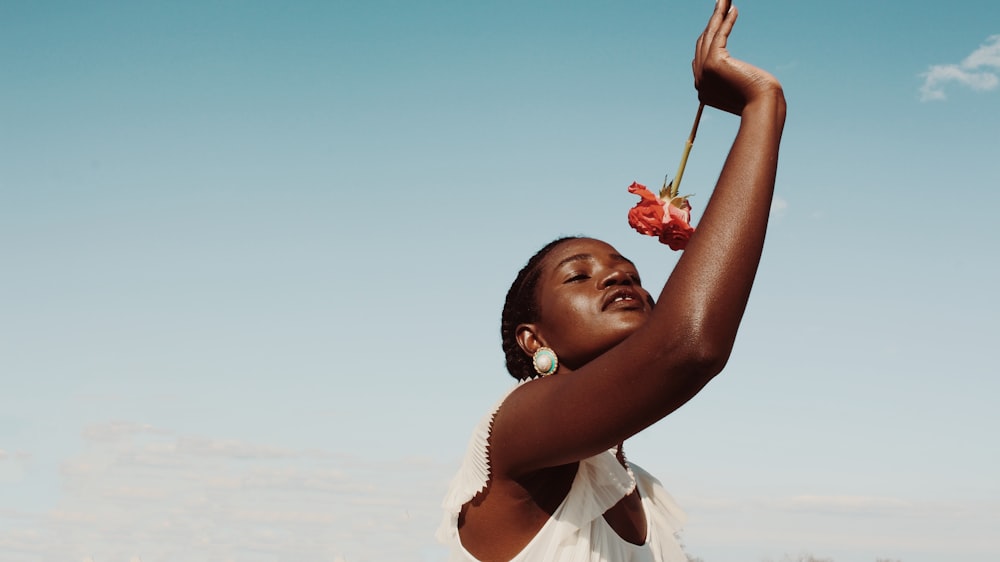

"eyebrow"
[554, 252, 635, 271]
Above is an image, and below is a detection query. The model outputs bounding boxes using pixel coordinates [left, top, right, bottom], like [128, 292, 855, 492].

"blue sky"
[2, 1, 999, 561]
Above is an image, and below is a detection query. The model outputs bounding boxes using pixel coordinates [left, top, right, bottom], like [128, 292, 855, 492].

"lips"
[602, 287, 645, 311]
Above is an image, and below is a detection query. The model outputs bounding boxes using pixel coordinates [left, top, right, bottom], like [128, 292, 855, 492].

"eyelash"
[564, 272, 642, 284]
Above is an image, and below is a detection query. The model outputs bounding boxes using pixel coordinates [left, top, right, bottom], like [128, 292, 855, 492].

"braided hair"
[500, 237, 580, 380]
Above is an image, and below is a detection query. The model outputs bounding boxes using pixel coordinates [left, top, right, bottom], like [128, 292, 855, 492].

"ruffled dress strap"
[439, 404, 495, 514]
[631, 462, 689, 562]
[436, 379, 531, 549]
[559, 449, 636, 529]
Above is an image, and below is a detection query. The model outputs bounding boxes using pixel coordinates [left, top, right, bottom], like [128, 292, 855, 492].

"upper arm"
[488, 328, 719, 478]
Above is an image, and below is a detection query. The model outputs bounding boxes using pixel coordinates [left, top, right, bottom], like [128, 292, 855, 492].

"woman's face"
[528, 238, 654, 370]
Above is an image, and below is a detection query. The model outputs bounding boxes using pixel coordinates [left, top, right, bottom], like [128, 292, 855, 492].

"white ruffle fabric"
[437, 381, 689, 562]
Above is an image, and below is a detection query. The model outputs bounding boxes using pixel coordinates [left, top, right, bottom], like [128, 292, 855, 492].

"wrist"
[743, 87, 786, 125]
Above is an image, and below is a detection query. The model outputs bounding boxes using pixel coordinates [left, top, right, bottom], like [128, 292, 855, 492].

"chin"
[613, 312, 649, 332]
[602, 321, 645, 351]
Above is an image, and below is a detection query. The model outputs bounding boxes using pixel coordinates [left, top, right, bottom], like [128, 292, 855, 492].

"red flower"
[627, 182, 666, 236]
[627, 182, 695, 251]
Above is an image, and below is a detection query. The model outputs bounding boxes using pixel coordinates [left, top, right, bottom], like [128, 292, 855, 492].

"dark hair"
[500, 237, 580, 380]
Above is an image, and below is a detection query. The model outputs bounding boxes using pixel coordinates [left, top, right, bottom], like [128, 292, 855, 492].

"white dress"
[437, 381, 689, 562]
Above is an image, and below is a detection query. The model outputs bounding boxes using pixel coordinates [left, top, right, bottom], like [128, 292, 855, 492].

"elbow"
[680, 344, 731, 383]
[666, 307, 743, 383]
[668, 332, 734, 386]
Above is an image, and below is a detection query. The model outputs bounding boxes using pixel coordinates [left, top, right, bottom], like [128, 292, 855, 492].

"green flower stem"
[667, 103, 705, 199]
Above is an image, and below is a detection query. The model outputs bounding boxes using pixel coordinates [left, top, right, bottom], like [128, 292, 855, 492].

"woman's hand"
[693, 1, 783, 115]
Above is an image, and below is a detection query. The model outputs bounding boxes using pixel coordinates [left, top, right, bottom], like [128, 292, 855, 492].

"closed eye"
[564, 273, 590, 283]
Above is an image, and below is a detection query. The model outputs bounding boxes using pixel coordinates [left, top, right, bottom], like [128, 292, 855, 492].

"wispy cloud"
[680, 493, 1000, 558]
[919, 35, 1000, 101]
[1, 421, 452, 562]
[0, 449, 31, 462]
[685, 493, 999, 520]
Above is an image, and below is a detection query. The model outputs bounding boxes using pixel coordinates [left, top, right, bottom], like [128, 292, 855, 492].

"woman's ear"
[515, 324, 546, 357]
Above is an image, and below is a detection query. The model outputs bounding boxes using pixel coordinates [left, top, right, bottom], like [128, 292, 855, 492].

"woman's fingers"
[694, 2, 727, 90]
[706, 0, 728, 34]
[709, 5, 737, 52]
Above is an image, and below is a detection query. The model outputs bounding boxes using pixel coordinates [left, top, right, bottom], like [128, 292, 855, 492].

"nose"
[599, 268, 634, 289]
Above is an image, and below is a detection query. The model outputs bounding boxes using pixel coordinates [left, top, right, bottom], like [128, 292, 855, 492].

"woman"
[438, 1, 785, 560]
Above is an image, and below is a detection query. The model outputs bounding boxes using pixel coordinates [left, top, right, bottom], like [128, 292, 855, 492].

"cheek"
[564, 293, 598, 320]
[543, 303, 595, 360]
[541, 293, 596, 335]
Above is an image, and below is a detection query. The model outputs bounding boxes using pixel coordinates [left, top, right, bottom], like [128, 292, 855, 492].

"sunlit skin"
[457, 2, 786, 560]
